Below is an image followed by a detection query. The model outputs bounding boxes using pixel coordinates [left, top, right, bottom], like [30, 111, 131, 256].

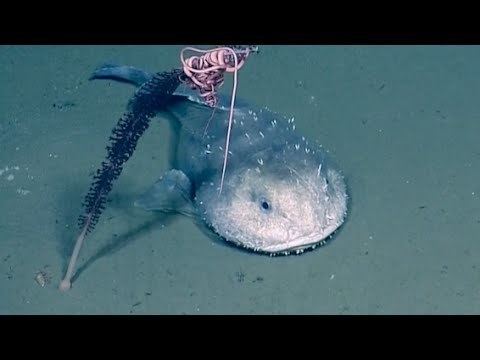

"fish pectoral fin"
[134, 169, 195, 216]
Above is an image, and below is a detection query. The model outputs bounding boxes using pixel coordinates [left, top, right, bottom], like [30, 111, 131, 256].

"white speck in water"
[257, 158, 264, 165]
[317, 164, 322, 177]
[369, 235, 373, 240]
[245, 133, 250, 139]
[330, 274, 335, 280]
[305, 148, 310, 153]
[295, 144, 300, 150]
[259, 131, 264, 138]
[292, 124, 296, 131]
[15, 147, 20, 151]
[255, 167, 261, 173]
[6, 174, 14, 181]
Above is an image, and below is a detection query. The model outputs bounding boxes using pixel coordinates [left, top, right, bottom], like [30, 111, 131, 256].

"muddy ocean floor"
[0, 45, 479, 314]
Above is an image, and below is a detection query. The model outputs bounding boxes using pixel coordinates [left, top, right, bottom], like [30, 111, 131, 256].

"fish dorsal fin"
[134, 169, 195, 217]
[167, 84, 254, 136]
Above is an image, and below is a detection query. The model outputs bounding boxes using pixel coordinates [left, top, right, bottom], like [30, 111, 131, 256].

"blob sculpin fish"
[91, 64, 348, 254]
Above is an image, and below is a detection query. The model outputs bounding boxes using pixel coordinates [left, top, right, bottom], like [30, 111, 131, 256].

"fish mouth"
[250, 196, 347, 255]
[219, 218, 345, 256]
[256, 225, 341, 255]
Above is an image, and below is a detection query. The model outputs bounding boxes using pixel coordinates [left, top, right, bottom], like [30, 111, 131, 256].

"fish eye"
[260, 199, 270, 210]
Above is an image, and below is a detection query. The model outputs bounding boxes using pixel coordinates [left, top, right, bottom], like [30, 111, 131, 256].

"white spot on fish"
[16, 188, 30, 195]
[6, 174, 14, 181]
[292, 124, 296, 131]
[317, 164, 322, 177]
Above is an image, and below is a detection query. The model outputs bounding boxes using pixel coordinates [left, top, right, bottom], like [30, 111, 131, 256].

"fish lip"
[251, 221, 345, 254]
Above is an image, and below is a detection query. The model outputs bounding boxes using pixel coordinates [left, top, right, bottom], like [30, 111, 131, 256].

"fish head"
[195, 148, 348, 254]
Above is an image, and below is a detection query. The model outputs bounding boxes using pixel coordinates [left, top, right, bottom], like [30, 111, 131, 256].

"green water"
[0, 45, 479, 314]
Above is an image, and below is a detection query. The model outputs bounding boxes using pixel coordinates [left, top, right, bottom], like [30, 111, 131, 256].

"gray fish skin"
[91, 65, 348, 255]
[89, 63, 153, 86]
